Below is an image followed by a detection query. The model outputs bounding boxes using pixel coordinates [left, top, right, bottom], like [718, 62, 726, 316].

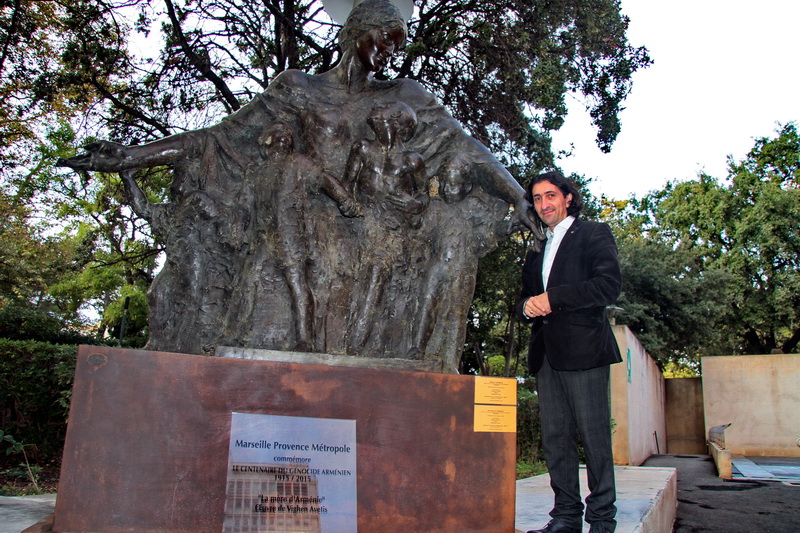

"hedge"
[0, 339, 78, 460]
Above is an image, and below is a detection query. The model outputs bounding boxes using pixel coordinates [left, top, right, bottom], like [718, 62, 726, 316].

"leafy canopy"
[610, 123, 800, 361]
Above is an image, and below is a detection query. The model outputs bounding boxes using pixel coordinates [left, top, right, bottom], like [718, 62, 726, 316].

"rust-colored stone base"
[54, 346, 516, 532]
[22, 513, 53, 533]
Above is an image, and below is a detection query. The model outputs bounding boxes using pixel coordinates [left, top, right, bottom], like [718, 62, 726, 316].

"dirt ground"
[642, 454, 800, 533]
[0, 458, 60, 497]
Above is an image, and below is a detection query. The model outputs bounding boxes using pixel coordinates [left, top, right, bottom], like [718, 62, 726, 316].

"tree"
[0, 188, 106, 343]
[26, 0, 650, 153]
[614, 123, 800, 358]
[0, 1, 113, 182]
[613, 236, 732, 365]
[3, 0, 651, 179]
[398, 0, 651, 162]
[0, 190, 68, 308]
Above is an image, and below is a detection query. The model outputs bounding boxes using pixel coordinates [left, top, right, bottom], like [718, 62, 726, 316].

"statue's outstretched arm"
[473, 160, 542, 239]
[57, 134, 194, 173]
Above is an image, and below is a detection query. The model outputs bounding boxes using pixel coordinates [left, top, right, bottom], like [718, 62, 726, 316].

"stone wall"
[610, 325, 667, 466]
[665, 377, 706, 454]
[701, 354, 800, 456]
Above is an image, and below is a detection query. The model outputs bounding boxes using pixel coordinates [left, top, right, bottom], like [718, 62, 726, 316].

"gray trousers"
[537, 356, 617, 530]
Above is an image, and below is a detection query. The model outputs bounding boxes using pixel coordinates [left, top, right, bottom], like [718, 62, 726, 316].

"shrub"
[0, 340, 78, 460]
[0, 303, 96, 345]
[516, 378, 542, 465]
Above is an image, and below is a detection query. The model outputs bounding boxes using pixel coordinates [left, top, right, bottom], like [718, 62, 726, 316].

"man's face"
[356, 26, 405, 72]
[531, 180, 572, 230]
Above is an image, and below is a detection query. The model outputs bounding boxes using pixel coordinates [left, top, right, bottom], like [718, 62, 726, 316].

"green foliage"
[100, 285, 149, 347]
[0, 303, 95, 345]
[653, 124, 799, 354]
[0, 340, 78, 460]
[607, 123, 800, 362]
[0, 177, 150, 339]
[516, 379, 542, 466]
[0, 2, 87, 171]
[516, 458, 547, 480]
[486, 355, 525, 378]
[613, 238, 732, 364]
[662, 360, 699, 378]
[0, 430, 42, 493]
[0, 192, 72, 306]
[1, 430, 25, 456]
[399, 0, 651, 162]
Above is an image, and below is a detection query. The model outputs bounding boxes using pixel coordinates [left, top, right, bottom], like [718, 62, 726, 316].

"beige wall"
[664, 378, 705, 454]
[701, 354, 800, 456]
[611, 325, 667, 466]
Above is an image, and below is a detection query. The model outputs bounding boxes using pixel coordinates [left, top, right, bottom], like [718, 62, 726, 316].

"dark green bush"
[0, 340, 78, 460]
[516, 378, 542, 464]
[0, 303, 96, 345]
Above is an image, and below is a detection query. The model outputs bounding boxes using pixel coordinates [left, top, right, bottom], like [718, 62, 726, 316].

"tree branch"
[163, 0, 241, 112]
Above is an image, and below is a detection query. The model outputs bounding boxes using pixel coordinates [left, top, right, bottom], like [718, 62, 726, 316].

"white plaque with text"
[223, 412, 357, 533]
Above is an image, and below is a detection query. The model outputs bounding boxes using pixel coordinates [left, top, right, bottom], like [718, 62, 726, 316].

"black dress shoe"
[588, 523, 614, 533]
[526, 519, 582, 533]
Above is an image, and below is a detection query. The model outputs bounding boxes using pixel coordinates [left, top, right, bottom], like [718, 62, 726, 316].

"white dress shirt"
[542, 215, 575, 289]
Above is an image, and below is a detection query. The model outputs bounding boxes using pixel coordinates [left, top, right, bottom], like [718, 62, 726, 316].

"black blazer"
[516, 218, 622, 373]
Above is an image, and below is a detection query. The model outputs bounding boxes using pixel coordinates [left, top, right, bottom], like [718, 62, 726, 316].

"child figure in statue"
[410, 154, 512, 360]
[239, 121, 360, 351]
[342, 101, 429, 353]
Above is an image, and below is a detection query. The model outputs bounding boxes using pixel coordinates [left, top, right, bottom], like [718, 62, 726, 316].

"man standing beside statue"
[517, 171, 622, 533]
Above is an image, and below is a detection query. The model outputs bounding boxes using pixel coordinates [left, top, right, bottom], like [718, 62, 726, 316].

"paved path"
[4, 455, 800, 532]
[0, 495, 55, 533]
[516, 464, 676, 532]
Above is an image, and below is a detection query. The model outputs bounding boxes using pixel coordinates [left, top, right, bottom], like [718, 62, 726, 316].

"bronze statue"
[58, 0, 538, 372]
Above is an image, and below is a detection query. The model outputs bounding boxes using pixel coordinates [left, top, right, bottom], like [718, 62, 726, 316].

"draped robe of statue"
[137, 69, 517, 372]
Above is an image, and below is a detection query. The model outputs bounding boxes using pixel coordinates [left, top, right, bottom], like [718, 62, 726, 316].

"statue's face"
[441, 168, 472, 204]
[367, 103, 402, 144]
[366, 108, 392, 144]
[262, 129, 293, 155]
[355, 26, 405, 72]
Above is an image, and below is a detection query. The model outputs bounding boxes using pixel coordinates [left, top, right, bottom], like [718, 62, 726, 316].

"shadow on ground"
[643, 454, 800, 533]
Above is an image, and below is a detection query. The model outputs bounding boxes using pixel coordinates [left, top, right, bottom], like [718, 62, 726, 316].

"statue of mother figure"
[59, 0, 538, 372]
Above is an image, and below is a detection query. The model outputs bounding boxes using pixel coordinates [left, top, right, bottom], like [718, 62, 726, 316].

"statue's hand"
[57, 141, 130, 172]
[510, 200, 545, 239]
[389, 192, 428, 215]
[338, 197, 363, 218]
